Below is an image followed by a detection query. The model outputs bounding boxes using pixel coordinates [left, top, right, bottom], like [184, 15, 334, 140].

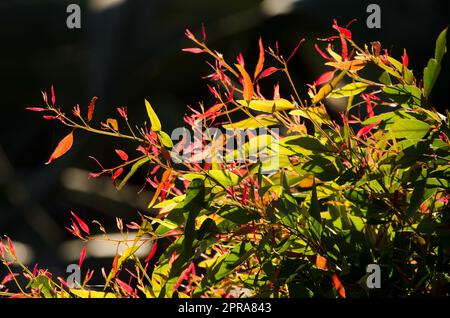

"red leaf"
[332, 272, 346, 298]
[333, 19, 352, 39]
[112, 168, 124, 181]
[174, 264, 194, 290]
[314, 44, 332, 61]
[115, 149, 129, 161]
[236, 53, 245, 67]
[26, 107, 47, 112]
[117, 107, 128, 120]
[258, 67, 279, 80]
[286, 38, 305, 62]
[201, 23, 207, 42]
[185, 28, 195, 40]
[66, 220, 81, 237]
[116, 278, 134, 295]
[51, 85, 56, 105]
[254, 37, 265, 80]
[273, 83, 280, 100]
[87, 96, 98, 122]
[71, 211, 90, 235]
[6, 236, 17, 259]
[0, 240, 4, 258]
[182, 48, 203, 54]
[78, 247, 87, 268]
[42, 91, 48, 104]
[43, 115, 57, 120]
[340, 34, 348, 60]
[314, 71, 335, 86]
[356, 120, 381, 139]
[145, 241, 158, 263]
[402, 49, 409, 67]
[235, 64, 254, 101]
[72, 105, 81, 117]
[46, 132, 74, 164]
[57, 277, 71, 289]
[1, 273, 19, 285]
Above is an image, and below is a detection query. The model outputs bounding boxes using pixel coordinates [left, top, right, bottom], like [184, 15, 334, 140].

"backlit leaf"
[46, 132, 73, 164]
[145, 99, 162, 132]
[117, 157, 150, 190]
[235, 64, 254, 101]
[328, 82, 368, 98]
[238, 99, 294, 112]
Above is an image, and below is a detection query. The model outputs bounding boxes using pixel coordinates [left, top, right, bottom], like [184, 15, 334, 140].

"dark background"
[0, 0, 448, 280]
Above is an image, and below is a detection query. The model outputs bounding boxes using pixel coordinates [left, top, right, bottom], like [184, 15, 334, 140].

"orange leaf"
[111, 254, 119, 275]
[332, 272, 346, 298]
[106, 118, 119, 131]
[46, 132, 74, 164]
[148, 168, 172, 208]
[87, 96, 98, 122]
[315, 255, 329, 270]
[254, 37, 265, 80]
[235, 64, 254, 101]
[326, 60, 366, 72]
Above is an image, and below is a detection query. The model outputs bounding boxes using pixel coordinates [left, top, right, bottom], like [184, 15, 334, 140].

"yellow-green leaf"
[207, 170, 240, 187]
[328, 82, 368, 98]
[238, 99, 295, 112]
[145, 99, 161, 132]
[312, 71, 346, 104]
[290, 105, 333, 125]
[223, 116, 279, 129]
[117, 157, 150, 190]
[70, 289, 117, 298]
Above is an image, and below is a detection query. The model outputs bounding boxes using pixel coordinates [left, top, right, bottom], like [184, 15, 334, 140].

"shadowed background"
[0, 0, 448, 282]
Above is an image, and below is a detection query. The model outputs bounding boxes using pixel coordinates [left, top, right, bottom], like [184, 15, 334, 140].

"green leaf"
[283, 135, 330, 153]
[389, 119, 431, 139]
[423, 58, 441, 98]
[435, 27, 448, 64]
[312, 70, 347, 104]
[309, 184, 321, 222]
[379, 71, 392, 86]
[27, 275, 55, 298]
[207, 242, 254, 282]
[423, 28, 447, 97]
[328, 82, 368, 98]
[300, 156, 339, 181]
[222, 116, 279, 129]
[117, 156, 150, 190]
[387, 56, 414, 84]
[207, 169, 240, 188]
[238, 99, 295, 112]
[289, 105, 333, 126]
[145, 99, 161, 132]
[218, 206, 261, 224]
[196, 218, 219, 240]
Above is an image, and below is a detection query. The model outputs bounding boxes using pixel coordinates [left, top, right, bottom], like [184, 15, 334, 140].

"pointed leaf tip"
[46, 132, 74, 164]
